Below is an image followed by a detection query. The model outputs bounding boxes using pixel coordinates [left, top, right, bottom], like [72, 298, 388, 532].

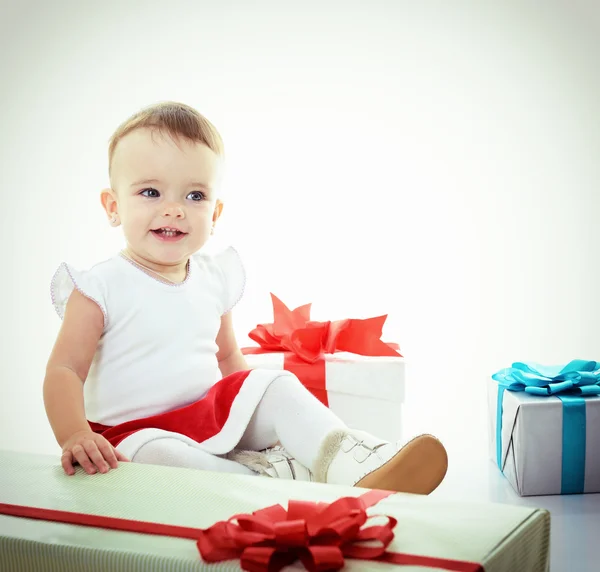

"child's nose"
[163, 203, 184, 218]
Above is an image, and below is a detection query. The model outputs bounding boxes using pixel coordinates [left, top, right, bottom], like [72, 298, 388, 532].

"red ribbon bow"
[246, 294, 402, 364]
[0, 489, 484, 572]
[197, 495, 396, 572]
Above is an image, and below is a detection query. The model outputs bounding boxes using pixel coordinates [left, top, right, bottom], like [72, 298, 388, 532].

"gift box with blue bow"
[489, 359, 600, 496]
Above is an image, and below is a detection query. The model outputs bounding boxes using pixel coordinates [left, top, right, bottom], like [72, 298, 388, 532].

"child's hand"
[61, 430, 129, 476]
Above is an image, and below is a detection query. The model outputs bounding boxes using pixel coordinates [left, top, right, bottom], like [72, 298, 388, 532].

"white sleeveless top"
[50, 247, 245, 426]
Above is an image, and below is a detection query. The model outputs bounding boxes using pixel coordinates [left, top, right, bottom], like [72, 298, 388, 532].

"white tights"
[132, 373, 347, 473]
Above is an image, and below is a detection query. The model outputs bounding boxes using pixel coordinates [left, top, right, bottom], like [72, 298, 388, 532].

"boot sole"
[355, 434, 448, 495]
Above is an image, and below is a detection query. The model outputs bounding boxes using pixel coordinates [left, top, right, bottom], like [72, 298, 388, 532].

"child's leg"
[236, 373, 346, 469]
[237, 372, 448, 494]
[132, 437, 256, 476]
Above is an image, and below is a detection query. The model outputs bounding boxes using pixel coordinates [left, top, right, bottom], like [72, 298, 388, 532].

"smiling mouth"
[151, 227, 187, 238]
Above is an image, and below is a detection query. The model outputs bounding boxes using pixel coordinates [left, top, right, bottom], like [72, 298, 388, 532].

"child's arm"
[216, 311, 250, 378]
[44, 289, 127, 475]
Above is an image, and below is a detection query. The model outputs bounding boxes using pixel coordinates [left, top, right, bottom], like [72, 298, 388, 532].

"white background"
[1, 0, 598, 464]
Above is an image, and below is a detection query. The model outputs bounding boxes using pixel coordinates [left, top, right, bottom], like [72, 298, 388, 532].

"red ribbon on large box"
[242, 294, 402, 407]
[0, 488, 483, 572]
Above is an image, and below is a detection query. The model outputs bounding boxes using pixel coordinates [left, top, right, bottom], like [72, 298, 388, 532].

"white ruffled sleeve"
[212, 246, 246, 314]
[51, 263, 108, 326]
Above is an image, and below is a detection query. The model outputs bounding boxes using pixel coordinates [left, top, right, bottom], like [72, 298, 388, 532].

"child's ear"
[101, 188, 120, 226]
[212, 199, 224, 225]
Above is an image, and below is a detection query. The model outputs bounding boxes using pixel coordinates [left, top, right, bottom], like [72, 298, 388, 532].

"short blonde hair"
[108, 101, 224, 176]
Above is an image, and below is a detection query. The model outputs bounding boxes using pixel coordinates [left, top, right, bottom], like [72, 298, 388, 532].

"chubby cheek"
[189, 223, 212, 247]
[189, 206, 216, 236]
[120, 208, 150, 241]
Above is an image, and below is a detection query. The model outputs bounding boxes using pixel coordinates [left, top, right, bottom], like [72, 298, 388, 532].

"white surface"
[415, 425, 600, 572]
[401, 369, 600, 572]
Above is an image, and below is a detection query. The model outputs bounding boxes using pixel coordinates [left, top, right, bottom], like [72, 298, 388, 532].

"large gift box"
[0, 449, 550, 571]
[241, 295, 406, 442]
[488, 360, 600, 496]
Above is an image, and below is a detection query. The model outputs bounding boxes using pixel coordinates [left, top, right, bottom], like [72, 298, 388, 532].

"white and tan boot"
[226, 446, 313, 481]
[313, 430, 448, 494]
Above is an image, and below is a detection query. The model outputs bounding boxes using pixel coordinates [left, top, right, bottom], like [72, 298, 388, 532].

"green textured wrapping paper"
[0, 450, 549, 571]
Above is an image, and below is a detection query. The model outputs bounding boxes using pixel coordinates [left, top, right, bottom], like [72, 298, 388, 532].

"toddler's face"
[104, 128, 223, 267]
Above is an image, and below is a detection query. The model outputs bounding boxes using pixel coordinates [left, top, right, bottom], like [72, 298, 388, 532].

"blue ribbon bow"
[492, 360, 600, 495]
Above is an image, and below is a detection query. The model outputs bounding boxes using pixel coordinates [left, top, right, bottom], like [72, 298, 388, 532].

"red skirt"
[88, 368, 286, 459]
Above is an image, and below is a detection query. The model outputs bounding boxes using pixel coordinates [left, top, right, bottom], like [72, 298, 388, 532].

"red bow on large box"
[242, 294, 402, 407]
[0, 489, 483, 572]
[199, 492, 397, 571]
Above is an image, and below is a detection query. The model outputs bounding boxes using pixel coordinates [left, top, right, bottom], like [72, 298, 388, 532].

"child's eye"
[140, 188, 160, 198]
[187, 191, 206, 202]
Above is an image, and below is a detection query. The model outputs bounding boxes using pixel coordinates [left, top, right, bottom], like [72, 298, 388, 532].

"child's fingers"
[84, 441, 110, 474]
[114, 448, 130, 462]
[71, 444, 97, 475]
[61, 451, 76, 476]
[97, 441, 119, 469]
